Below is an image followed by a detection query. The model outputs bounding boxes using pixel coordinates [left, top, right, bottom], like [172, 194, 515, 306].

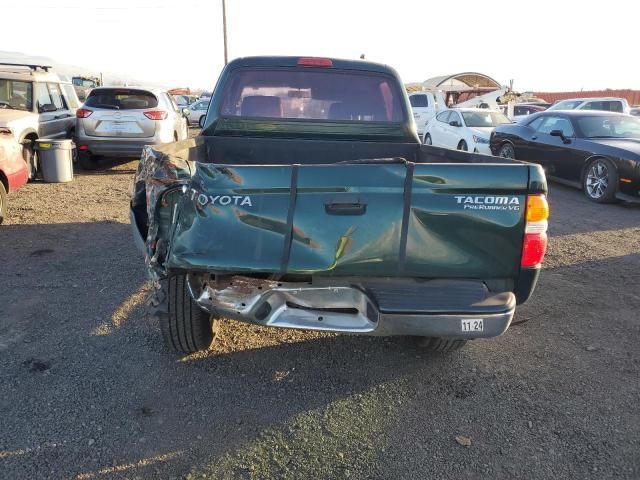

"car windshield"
[220, 69, 405, 122]
[461, 111, 511, 127]
[84, 88, 158, 110]
[548, 100, 583, 111]
[577, 115, 640, 139]
[0, 79, 33, 111]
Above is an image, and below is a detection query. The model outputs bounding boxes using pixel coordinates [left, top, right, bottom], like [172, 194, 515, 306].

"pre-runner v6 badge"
[455, 195, 521, 211]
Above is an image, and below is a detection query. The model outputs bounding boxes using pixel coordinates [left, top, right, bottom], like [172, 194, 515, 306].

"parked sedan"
[75, 87, 189, 169]
[490, 110, 640, 203]
[0, 127, 29, 223]
[186, 98, 209, 126]
[423, 108, 511, 154]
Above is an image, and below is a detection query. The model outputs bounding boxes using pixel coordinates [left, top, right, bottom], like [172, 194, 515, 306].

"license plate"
[461, 319, 483, 333]
[98, 122, 142, 134]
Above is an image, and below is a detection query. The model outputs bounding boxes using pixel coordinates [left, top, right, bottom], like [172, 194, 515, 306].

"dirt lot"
[1, 146, 639, 479]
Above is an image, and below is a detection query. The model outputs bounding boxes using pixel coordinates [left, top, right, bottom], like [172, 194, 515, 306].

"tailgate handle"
[325, 197, 367, 216]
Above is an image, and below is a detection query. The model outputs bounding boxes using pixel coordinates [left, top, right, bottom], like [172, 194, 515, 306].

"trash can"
[36, 139, 75, 183]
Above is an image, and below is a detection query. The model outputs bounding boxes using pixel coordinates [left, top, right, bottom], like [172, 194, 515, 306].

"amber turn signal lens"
[526, 195, 549, 222]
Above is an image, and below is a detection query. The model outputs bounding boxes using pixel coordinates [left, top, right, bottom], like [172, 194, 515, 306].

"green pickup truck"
[130, 56, 549, 354]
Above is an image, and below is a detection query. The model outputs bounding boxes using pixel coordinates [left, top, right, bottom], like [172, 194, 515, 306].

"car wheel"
[415, 337, 467, 352]
[498, 142, 516, 159]
[22, 141, 38, 181]
[584, 157, 618, 203]
[161, 274, 219, 354]
[424, 133, 432, 145]
[457, 140, 468, 151]
[0, 181, 7, 224]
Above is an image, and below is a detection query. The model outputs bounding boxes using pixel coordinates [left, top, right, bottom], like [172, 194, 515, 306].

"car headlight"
[473, 135, 490, 144]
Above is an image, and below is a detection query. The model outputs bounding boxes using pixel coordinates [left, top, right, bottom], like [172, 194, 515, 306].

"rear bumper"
[6, 166, 29, 192]
[187, 275, 515, 339]
[77, 136, 163, 157]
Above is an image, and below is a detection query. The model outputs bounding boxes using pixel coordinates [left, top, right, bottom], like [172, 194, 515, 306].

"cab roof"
[225, 56, 400, 77]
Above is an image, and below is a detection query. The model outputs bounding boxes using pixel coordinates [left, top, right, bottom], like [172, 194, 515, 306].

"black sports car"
[490, 110, 640, 203]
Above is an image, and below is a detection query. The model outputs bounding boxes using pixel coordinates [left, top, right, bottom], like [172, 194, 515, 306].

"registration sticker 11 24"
[461, 319, 484, 333]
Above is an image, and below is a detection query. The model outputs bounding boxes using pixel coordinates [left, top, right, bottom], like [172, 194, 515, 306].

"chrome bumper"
[188, 275, 514, 338]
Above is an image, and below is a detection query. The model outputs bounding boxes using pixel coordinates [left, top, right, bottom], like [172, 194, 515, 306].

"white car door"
[445, 111, 463, 148]
[429, 111, 450, 146]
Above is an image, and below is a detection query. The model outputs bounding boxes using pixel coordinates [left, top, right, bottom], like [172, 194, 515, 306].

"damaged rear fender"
[131, 138, 202, 280]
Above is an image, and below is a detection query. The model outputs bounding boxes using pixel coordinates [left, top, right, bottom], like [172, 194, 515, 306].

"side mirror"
[182, 108, 190, 117]
[550, 129, 571, 143]
[39, 103, 57, 113]
[198, 115, 206, 128]
[449, 120, 461, 127]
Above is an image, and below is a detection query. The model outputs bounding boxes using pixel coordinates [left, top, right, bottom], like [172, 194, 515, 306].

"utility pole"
[222, 0, 228, 65]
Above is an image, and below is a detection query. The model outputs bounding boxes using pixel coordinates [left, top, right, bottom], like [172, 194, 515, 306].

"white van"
[408, 92, 439, 135]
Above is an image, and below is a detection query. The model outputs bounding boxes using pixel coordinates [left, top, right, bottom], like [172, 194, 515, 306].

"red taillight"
[521, 233, 548, 267]
[78, 145, 89, 151]
[521, 194, 549, 267]
[76, 108, 93, 118]
[297, 57, 333, 67]
[144, 110, 168, 120]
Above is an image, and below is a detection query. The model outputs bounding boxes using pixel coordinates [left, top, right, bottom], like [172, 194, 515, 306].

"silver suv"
[0, 63, 80, 178]
[75, 87, 189, 169]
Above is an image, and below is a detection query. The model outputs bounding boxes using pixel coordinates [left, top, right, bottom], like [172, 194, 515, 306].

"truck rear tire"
[416, 337, 467, 352]
[22, 140, 38, 181]
[162, 274, 219, 353]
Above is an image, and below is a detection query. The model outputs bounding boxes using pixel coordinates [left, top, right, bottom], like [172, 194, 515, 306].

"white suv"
[547, 97, 630, 114]
[0, 63, 80, 178]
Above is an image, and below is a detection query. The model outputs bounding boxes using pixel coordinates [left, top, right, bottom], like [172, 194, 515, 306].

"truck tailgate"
[165, 162, 528, 279]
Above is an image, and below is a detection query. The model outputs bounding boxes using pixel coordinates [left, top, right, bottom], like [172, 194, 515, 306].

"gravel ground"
[1, 142, 639, 479]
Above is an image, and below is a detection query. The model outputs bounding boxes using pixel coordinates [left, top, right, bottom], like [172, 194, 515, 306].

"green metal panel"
[165, 162, 529, 279]
[287, 164, 405, 274]
[404, 164, 528, 278]
[167, 164, 292, 272]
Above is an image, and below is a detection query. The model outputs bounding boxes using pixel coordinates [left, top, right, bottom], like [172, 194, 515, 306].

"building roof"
[422, 72, 501, 91]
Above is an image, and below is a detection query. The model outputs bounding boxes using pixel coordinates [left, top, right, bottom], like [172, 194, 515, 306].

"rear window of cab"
[85, 89, 158, 110]
[219, 69, 405, 122]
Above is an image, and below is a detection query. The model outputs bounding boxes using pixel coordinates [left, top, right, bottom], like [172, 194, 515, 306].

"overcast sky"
[0, 0, 634, 92]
